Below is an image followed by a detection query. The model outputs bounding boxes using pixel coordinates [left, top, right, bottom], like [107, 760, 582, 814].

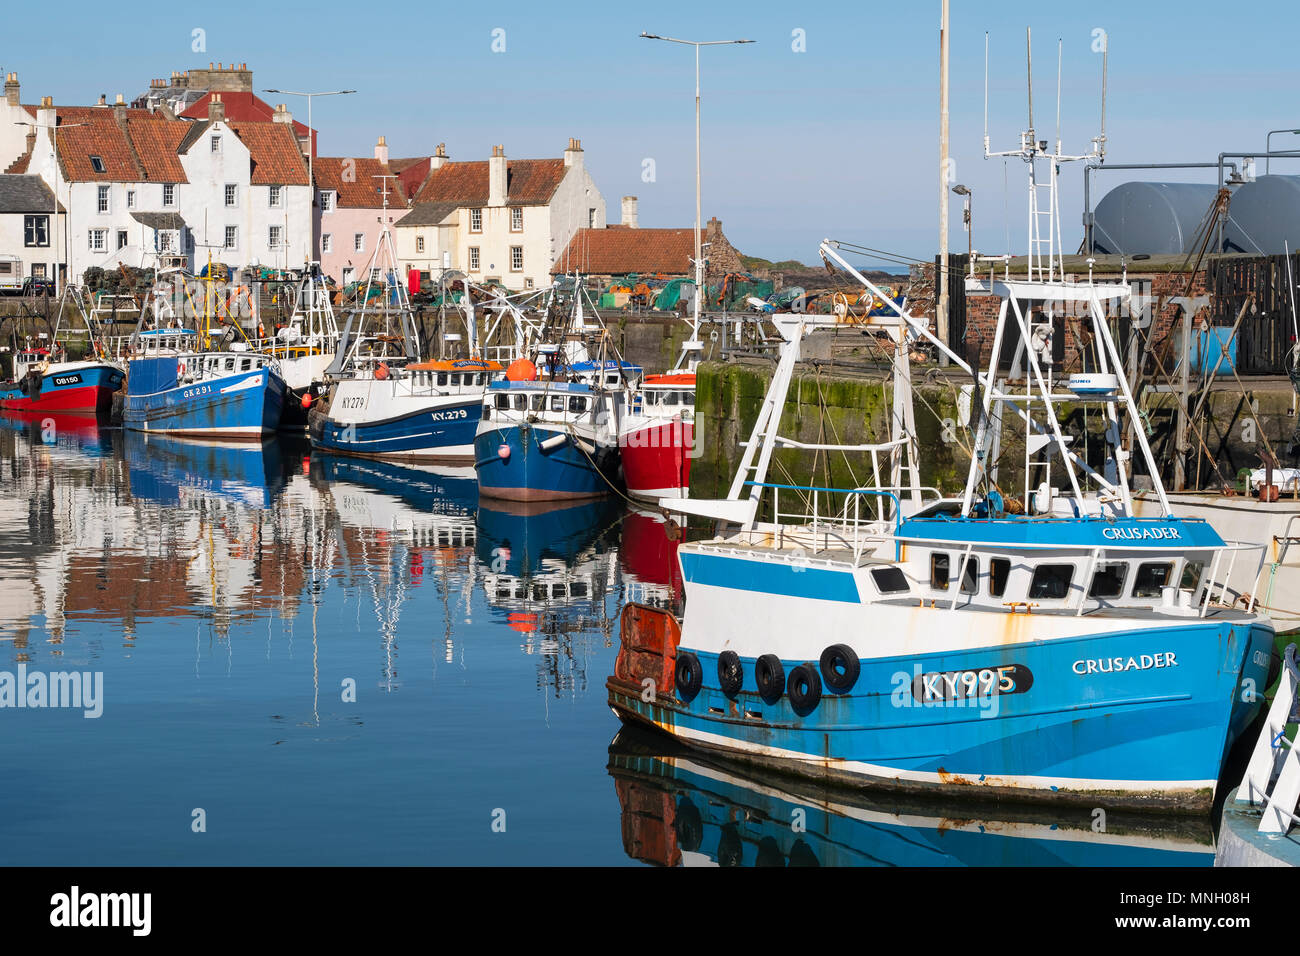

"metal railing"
[1235, 644, 1300, 835]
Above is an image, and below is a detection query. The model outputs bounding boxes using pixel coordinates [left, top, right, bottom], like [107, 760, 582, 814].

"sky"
[4, 0, 1299, 268]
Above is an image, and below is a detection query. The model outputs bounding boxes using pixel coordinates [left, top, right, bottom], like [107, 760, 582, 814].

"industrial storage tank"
[1221, 175, 1300, 255]
[1089, 181, 1219, 256]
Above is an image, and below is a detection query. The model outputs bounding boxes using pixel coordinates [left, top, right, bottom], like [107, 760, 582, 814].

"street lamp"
[263, 88, 356, 265]
[1265, 128, 1300, 174]
[18, 118, 86, 296]
[640, 33, 753, 356]
[951, 184, 972, 274]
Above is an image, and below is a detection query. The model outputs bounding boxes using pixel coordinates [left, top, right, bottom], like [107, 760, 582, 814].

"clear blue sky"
[5, 1, 1298, 268]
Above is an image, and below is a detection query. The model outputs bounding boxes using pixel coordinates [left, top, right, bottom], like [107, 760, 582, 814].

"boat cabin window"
[606, 374, 619, 385]
[989, 558, 1011, 597]
[1088, 562, 1127, 599]
[958, 556, 979, 594]
[240, 358, 251, 372]
[930, 553, 950, 591]
[568, 396, 587, 413]
[870, 566, 909, 594]
[550, 395, 565, 412]
[531, 394, 547, 412]
[1180, 560, 1205, 590]
[438, 373, 448, 386]
[1132, 562, 1172, 599]
[224, 357, 235, 372]
[494, 394, 510, 410]
[1028, 564, 1074, 600]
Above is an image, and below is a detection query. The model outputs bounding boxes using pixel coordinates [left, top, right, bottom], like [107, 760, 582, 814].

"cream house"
[395, 138, 604, 292]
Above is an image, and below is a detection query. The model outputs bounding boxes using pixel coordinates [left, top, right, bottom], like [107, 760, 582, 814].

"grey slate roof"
[394, 202, 458, 227]
[0, 174, 64, 213]
[131, 211, 187, 230]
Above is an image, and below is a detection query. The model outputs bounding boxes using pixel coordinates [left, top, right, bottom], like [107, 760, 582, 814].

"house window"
[354, 233, 364, 253]
[319, 190, 333, 213]
[588, 207, 596, 228]
[90, 155, 106, 174]
[525, 277, 534, 289]
[116, 230, 128, 250]
[269, 185, 283, 208]
[210, 135, 221, 153]
[97, 185, 110, 214]
[224, 184, 237, 207]
[322, 234, 333, 254]
[510, 207, 522, 231]
[88, 229, 106, 252]
[162, 184, 175, 207]
[342, 267, 354, 285]
[415, 235, 425, 254]
[269, 225, 282, 249]
[510, 246, 523, 271]
[469, 208, 482, 232]
[158, 230, 177, 253]
[24, 215, 49, 247]
[468, 246, 480, 270]
[224, 226, 237, 250]
[126, 190, 136, 209]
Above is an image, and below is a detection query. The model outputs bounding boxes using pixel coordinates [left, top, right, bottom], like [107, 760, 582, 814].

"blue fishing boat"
[609, 92, 1278, 809]
[122, 329, 286, 440]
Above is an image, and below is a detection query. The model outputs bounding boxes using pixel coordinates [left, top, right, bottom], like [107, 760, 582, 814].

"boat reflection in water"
[608, 729, 1215, 867]
[618, 505, 683, 611]
[476, 497, 621, 694]
[124, 430, 290, 509]
[0, 409, 111, 455]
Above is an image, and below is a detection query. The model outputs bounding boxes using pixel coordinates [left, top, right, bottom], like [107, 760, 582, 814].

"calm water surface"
[0, 413, 1217, 866]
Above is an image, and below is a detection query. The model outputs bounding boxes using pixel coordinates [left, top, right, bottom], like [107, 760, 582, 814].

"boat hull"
[620, 417, 693, 500]
[475, 422, 619, 501]
[611, 587, 1273, 811]
[309, 391, 481, 463]
[123, 366, 286, 440]
[0, 362, 123, 414]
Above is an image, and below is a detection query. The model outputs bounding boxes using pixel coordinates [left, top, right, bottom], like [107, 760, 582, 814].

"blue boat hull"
[611, 613, 1273, 811]
[309, 398, 480, 462]
[475, 423, 620, 501]
[124, 367, 286, 440]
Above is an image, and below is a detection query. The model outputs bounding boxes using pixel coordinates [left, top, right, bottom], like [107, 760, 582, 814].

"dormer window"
[90, 155, 106, 174]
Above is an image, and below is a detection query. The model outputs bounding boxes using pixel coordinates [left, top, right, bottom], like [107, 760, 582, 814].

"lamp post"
[263, 88, 355, 265]
[952, 184, 971, 273]
[19, 118, 86, 296]
[640, 33, 753, 352]
[1265, 128, 1300, 174]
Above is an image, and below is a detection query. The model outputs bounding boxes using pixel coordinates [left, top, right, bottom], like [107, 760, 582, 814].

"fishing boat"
[0, 289, 124, 414]
[608, 54, 1277, 810]
[122, 269, 287, 440]
[260, 265, 341, 432]
[620, 373, 695, 500]
[475, 279, 641, 500]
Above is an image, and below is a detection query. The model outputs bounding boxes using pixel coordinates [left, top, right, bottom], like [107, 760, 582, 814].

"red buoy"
[300, 392, 313, 409]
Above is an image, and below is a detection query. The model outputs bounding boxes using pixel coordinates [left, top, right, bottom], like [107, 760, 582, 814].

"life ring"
[674, 650, 702, 701]
[819, 643, 860, 693]
[717, 650, 743, 698]
[787, 663, 822, 716]
[754, 654, 785, 704]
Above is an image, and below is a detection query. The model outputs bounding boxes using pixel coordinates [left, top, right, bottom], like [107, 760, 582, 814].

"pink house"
[313, 137, 408, 285]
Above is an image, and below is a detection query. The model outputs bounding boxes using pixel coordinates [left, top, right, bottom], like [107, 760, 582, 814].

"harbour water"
[0, 413, 1229, 866]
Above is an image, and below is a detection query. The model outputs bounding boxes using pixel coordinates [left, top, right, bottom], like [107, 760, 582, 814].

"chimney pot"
[621, 196, 638, 229]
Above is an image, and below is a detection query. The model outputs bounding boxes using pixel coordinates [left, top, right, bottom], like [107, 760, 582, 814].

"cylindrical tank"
[1090, 181, 1219, 256]
[1221, 175, 1300, 255]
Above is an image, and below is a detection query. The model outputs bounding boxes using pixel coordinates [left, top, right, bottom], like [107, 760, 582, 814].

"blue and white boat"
[123, 328, 286, 440]
[609, 102, 1278, 809]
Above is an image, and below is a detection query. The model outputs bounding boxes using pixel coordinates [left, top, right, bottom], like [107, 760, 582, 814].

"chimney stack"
[563, 137, 583, 169]
[374, 135, 389, 164]
[621, 196, 638, 229]
[430, 143, 448, 171]
[113, 94, 126, 124]
[5, 73, 21, 108]
[272, 102, 292, 125]
[207, 92, 225, 123]
[488, 144, 506, 207]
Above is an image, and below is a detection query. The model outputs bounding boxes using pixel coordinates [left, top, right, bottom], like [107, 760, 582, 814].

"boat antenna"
[1026, 27, 1033, 138]
[983, 32, 990, 157]
[1055, 37, 1063, 157]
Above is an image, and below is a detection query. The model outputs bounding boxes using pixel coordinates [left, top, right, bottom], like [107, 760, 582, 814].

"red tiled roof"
[413, 158, 566, 206]
[51, 108, 143, 182]
[313, 157, 405, 208]
[5, 149, 31, 174]
[180, 92, 313, 145]
[553, 228, 697, 275]
[124, 116, 189, 183]
[388, 156, 430, 200]
[228, 121, 309, 185]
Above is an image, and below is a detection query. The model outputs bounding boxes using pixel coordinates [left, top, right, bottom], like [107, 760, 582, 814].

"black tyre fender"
[675, 797, 703, 852]
[819, 643, 860, 693]
[675, 651, 703, 701]
[717, 650, 743, 698]
[787, 663, 822, 716]
[754, 654, 785, 704]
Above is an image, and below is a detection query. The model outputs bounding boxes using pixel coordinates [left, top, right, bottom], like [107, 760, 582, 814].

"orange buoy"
[300, 392, 312, 409]
[375, 363, 390, 381]
[506, 358, 536, 381]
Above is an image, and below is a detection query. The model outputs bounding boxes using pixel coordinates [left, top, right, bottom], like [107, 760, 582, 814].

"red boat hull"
[620, 418, 692, 500]
[0, 382, 115, 414]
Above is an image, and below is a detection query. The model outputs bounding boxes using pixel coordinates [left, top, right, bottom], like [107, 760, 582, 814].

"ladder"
[1234, 643, 1300, 834]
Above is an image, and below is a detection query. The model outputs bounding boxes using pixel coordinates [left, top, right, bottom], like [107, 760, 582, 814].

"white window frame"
[224, 225, 238, 250]
[319, 190, 334, 213]
[162, 184, 176, 207]
[354, 233, 364, 253]
[269, 185, 283, 209]
[97, 185, 110, 214]
[321, 233, 333, 254]
[510, 245, 523, 272]
[469, 208, 482, 233]
[126, 189, 136, 210]
[116, 229, 128, 250]
[269, 225, 283, 250]
[210, 134, 221, 154]
[468, 246, 480, 271]
[415, 235, 425, 254]
[224, 184, 238, 208]
[88, 229, 106, 253]
[510, 207, 522, 231]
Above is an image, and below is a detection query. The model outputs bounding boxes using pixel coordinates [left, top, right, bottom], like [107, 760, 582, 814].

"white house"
[0, 174, 65, 288]
[395, 138, 605, 292]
